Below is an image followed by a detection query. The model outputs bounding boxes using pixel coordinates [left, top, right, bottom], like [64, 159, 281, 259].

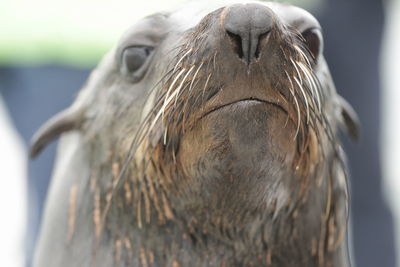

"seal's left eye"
[122, 47, 153, 73]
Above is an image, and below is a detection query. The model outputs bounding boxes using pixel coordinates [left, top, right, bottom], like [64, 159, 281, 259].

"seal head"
[32, 2, 359, 267]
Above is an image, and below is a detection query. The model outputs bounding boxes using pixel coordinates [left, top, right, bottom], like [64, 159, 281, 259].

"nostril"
[255, 31, 271, 59]
[227, 31, 244, 59]
[223, 4, 274, 65]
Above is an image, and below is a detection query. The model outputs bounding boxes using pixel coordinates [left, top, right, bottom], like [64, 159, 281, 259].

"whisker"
[173, 48, 193, 72]
[294, 45, 312, 68]
[213, 52, 218, 70]
[162, 68, 186, 120]
[174, 65, 195, 106]
[285, 70, 301, 139]
[152, 88, 181, 141]
[290, 58, 303, 85]
[201, 73, 212, 107]
[293, 76, 310, 125]
[189, 62, 204, 92]
[296, 61, 318, 113]
[310, 71, 323, 112]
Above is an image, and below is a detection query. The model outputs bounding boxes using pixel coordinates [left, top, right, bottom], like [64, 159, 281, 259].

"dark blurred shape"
[0, 65, 89, 267]
[317, 0, 397, 266]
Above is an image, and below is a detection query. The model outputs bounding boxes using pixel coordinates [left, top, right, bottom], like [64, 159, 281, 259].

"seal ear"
[337, 96, 360, 142]
[30, 107, 84, 159]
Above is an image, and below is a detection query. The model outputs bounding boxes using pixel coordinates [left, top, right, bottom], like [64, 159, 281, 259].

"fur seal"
[31, 1, 360, 266]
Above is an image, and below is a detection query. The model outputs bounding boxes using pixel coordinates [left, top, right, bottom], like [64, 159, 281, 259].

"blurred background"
[0, 0, 398, 266]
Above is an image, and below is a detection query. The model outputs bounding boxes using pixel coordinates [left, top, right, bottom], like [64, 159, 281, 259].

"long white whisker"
[174, 65, 195, 106]
[310, 72, 322, 112]
[285, 71, 301, 139]
[297, 61, 318, 112]
[150, 88, 180, 141]
[162, 68, 186, 119]
[202, 73, 212, 101]
[291, 58, 303, 85]
[293, 76, 310, 124]
[294, 45, 312, 68]
[173, 48, 193, 72]
[189, 62, 204, 92]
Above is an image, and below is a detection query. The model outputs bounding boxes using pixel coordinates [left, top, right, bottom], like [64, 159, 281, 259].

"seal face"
[32, 1, 359, 267]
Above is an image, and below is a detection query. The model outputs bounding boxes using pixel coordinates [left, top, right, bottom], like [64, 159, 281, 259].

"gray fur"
[32, 2, 358, 266]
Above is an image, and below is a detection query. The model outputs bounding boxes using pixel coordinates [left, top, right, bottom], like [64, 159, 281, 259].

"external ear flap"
[337, 96, 360, 142]
[30, 107, 85, 159]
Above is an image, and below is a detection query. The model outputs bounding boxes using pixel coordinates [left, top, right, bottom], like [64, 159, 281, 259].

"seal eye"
[122, 47, 153, 73]
[301, 28, 321, 62]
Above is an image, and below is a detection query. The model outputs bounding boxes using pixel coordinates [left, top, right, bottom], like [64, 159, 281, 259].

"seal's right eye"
[301, 28, 321, 63]
[121, 46, 153, 80]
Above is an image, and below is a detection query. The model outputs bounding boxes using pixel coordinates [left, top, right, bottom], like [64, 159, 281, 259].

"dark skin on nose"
[223, 4, 273, 65]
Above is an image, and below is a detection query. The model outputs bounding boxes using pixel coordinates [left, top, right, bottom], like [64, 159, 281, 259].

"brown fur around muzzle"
[31, 2, 360, 267]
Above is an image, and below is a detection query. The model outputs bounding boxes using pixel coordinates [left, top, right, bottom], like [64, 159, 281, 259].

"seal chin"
[177, 99, 297, 215]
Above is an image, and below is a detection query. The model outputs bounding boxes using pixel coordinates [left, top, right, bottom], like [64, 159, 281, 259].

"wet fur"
[32, 2, 358, 267]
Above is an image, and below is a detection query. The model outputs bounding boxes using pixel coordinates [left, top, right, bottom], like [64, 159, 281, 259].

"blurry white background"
[382, 0, 400, 262]
[0, 97, 26, 267]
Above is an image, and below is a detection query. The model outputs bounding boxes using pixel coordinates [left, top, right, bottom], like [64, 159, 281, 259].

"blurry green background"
[0, 0, 186, 66]
[0, 0, 317, 67]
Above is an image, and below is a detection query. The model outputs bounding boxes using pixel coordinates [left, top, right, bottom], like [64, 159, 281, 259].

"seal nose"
[223, 4, 273, 65]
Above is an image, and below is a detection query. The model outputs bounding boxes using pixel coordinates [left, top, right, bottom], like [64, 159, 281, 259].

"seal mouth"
[200, 98, 287, 120]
